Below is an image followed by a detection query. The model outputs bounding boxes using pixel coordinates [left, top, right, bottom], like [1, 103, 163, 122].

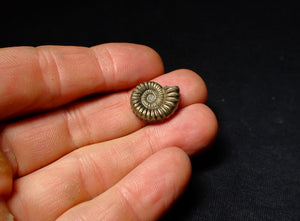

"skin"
[0, 43, 218, 221]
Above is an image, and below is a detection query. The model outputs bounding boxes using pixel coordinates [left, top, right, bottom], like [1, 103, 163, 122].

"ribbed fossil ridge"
[130, 81, 180, 123]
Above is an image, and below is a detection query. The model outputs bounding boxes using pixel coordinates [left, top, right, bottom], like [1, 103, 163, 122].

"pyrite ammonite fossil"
[130, 81, 180, 123]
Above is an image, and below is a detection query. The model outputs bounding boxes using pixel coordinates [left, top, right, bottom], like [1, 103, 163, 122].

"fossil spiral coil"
[130, 81, 180, 123]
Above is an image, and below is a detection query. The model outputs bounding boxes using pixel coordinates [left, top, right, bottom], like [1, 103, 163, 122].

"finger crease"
[36, 48, 63, 105]
[49, 51, 63, 98]
[89, 47, 107, 90]
[76, 154, 96, 200]
[62, 106, 94, 149]
[115, 184, 143, 221]
[75, 150, 108, 198]
[102, 46, 118, 88]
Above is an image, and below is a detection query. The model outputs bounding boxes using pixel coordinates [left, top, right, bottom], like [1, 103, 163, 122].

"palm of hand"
[0, 43, 217, 220]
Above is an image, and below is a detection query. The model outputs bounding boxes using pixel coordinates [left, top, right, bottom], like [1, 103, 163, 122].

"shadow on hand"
[160, 132, 229, 221]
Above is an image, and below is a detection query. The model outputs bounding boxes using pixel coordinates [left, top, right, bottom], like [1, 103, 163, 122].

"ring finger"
[7, 103, 217, 220]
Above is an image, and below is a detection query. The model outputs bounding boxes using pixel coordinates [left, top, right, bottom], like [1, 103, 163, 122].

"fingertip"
[175, 69, 208, 104]
[92, 43, 165, 88]
[199, 104, 218, 146]
[154, 69, 208, 106]
[156, 103, 218, 155]
[185, 103, 218, 154]
[115, 146, 192, 220]
[158, 147, 192, 190]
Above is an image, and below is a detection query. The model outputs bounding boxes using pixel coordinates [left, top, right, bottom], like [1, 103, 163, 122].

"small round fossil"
[130, 81, 180, 123]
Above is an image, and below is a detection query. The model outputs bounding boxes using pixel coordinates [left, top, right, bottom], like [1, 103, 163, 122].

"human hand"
[0, 43, 218, 220]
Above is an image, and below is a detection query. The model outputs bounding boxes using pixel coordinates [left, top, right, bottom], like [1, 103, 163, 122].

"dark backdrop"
[1, 2, 299, 220]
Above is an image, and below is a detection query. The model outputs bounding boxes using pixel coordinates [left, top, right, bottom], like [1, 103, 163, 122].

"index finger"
[0, 43, 164, 120]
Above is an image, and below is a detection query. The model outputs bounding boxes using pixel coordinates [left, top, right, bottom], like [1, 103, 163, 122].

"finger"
[7, 104, 217, 220]
[57, 147, 191, 221]
[0, 43, 164, 120]
[1, 69, 207, 176]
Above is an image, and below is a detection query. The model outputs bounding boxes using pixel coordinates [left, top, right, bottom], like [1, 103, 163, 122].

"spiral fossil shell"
[130, 81, 180, 123]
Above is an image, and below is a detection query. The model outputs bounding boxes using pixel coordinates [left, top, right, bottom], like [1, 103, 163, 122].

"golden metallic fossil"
[130, 81, 180, 123]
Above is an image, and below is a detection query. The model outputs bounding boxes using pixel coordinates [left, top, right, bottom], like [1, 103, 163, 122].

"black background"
[1, 2, 299, 220]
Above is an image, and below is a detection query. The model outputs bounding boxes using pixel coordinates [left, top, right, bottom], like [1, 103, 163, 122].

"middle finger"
[1, 69, 207, 177]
